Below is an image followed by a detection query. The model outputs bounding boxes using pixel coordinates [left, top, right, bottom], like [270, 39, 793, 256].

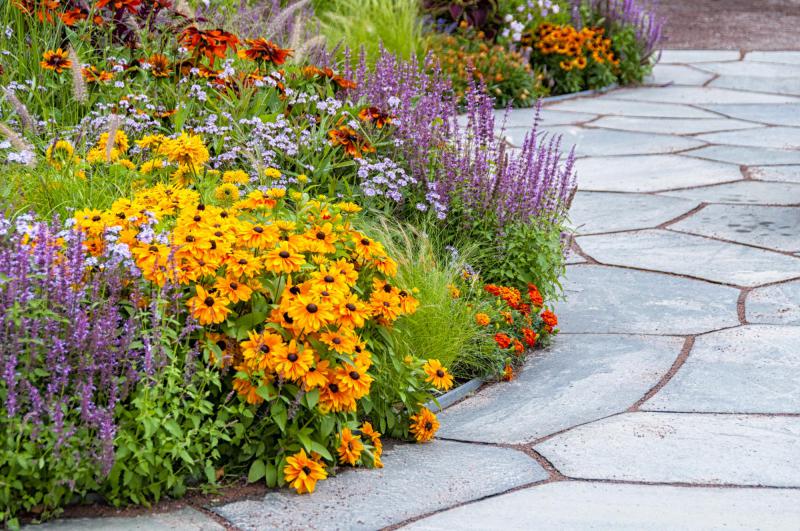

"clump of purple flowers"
[0, 215, 142, 515]
[342, 47, 576, 229]
[572, 0, 664, 59]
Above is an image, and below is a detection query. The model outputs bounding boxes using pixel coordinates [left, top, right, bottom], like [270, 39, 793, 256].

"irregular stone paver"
[535, 412, 800, 486]
[701, 103, 800, 126]
[750, 165, 800, 183]
[574, 155, 739, 193]
[555, 265, 740, 335]
[686, 145, 800, 165]
[607, 86, 800, 105]
[670, 204, 800, 253]
[30, 508, 223, 531]
[646, 64, 715, 85]
[437, 334, 681, 444]
[569, 192, 695, 234]
[697, 126, 800, 149]
[589, 116, 759, 135]
[403, 482, 800, 531]
[745, 51, 800, 65]
[542, 126, 704, 157]
[213, 441, 546, 531]
[546, 98, 719, 118]
[710, 76, 800, 97]
[747, 280, 800, 325]
[661, 180, 800, 205]
[643, 325, 800, 413]
[694, 61, 800, 78]
[658, 50, 741, 63]
[499, 109, 596, 128]
[578, 229, 800, 287]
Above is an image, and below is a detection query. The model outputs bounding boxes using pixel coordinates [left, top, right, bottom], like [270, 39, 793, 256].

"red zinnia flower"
[541, 310, 558, 333]
[494, 333, 512, 349]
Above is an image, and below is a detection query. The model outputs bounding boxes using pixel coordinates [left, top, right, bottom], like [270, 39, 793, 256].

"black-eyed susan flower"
[335, 363, 372, 399]
[187, 285, 231, 325]
[238, 38, 292, 65]
[283, 449, 326, 494]
[286, 293, 335, 332]
[214, 183, 240, 202]
[264, 241, 306, 273]
[214, 276, 253, 304]
[40, 48, 71, 73]
[423, 359, 454, 391]
[337, 428, 364, 466]
[301, 357, 331, 390]
[158, 132, 209, 169]
[222, 169, 250, 185]
[272, 340, 313, 380]
[409, 407, 439, 443]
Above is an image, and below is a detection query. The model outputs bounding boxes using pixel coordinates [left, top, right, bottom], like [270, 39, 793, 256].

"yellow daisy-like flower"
[136, 134, 168, 150]
[283, 449, 327, 494]
[409, 407, 439, 443]
[336, 201, 362, 214]
[45, 140, 76, 168]
[98, 130, 130, 154]
[223, 169, 250, 185]
[422, 359, 454, 391]
[286, 293, 335, 332]
[140, 158, 166, 174]
[264, 241, 306, 273]
[266, 187, 286, 199]
[337, 428, 364, 466]
[264, 167, 282, 179]
[116, 159, 136, 170]
[158, 132, 209, 168]
[187, 285, 231, 325]
[40, 48, 71, 73]
[272, 340, 313, 380]
[214, 183, 240, 202]
[241, 330, 286, 371]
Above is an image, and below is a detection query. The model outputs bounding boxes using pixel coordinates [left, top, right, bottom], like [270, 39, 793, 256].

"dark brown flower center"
[436, 369, 445, 377]
[306, 303, 318, 313]
[283, 312, 294, 324]
[360, 238, 370, 245]
[193, 215, 202, 222]
[204, 297, 215, 307]
[302, 466, 311, 474]
[346, 303, 357, 311]
[332, 338, 341, 345]
[425, 422, 433, 430]
[287, 353, 298, 362]
[349, 371, 360, 380]
[329, 383, 339, 393]
[279, 250, 290, 258]
[316, 231, 326, 240]
[229, 282, 238, 289]
[253, 226, 264, 233]
[259, 344, 270, 353]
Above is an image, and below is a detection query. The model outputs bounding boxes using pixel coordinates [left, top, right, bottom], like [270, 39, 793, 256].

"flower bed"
[0, 0, 577, 526]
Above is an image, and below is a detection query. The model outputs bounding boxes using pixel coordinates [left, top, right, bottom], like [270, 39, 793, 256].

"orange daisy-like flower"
[409, 407, 439, 443]
[82, 65, 113, 83]
[287, 293, 335, 332]
[60, 7, 88, 25]
[283, 449, 327, 494]
[301, 357, 331, 390]
[357, 107, 393, 129]
[335, 363, 372, 399]
[180, 26, 239, 66]
[96, 0, 142, 13]
[241, 330, 285, 371]
[337, 428, 364, 466]
[319, 378, 356, 413]
[147, 54, 171, 77]
[187, 285, 231, 325]
[502, 364, 515, 381]
[328, 126, 375, 159]
[40, 48, 71, 73]
[264, 241, 306, 273]
[238, 38, 293, 65]
[272, 340, 313, 381]
[422, 359, 454, 391]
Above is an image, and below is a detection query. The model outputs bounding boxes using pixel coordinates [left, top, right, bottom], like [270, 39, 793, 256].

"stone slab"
[710, 76, 800, 97]
[694, 61, 800, 78]
[646, 64, 715, 86]
[747, 280, 800, 325]
[499, 109, 596, 128]
[213, 441, 546, 531]
[574, 155, 740, 193]
[643, 325, 800, 413]
[662, 180, 800, 205]
[697, 126, 800, 150]
[403, 482, 800, 531]
[535, 412, 800, 486]
[670, 204, 800, 253]
[437, 334, 681, 444]
[545, 98, 719, 119]
[545, 126, 704, 157]
[687, 145, 800, 166]
[555, 265, 740, 335]
[745, 51, 800, 65]
[589, 116, 759, 135]
[701, 104, 800, 127]
[577, 229, 800, 287]
[569, 192, 695, 234]
[750, 165, 800, 183]
[607, 86, 800, 105]
[658, 50, 742, 64]
[29, 508, 223, 531]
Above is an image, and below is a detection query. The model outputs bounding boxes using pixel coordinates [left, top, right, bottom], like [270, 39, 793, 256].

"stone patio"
[33, 50, 800, 530]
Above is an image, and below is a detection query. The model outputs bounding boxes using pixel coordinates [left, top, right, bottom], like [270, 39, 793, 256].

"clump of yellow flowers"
[72, 130, 455, 494]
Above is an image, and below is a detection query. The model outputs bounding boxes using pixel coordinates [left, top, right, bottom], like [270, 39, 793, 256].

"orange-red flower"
[238, 38, 292, 65]
[494, 333, 512, 349]
[82, 65, 113, 83]
[180, 26, 239, 66]
[95, 0, 142, 13]
[328, 126, 375, 159]
[541, 310, 558, 333]
[147, 54, 171, 77]
[60, 7, 88, 25]
[358, 107, 393, 129]
[303, 66, 356, 89]
[527, 283, 544, 308]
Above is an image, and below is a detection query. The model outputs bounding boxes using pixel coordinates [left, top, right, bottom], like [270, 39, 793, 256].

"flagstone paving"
[36, 50, 800, 531]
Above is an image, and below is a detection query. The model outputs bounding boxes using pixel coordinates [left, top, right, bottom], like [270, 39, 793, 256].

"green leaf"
[265, 463, 278, 487]
[248, 459, 266, 483]
[310, 441, 333, 461]
[271, 402, 287, 432]
[304, 388, 319, 409]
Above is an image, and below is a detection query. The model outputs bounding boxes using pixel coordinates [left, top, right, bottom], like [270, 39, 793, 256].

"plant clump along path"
[36, 50, 800, 530]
